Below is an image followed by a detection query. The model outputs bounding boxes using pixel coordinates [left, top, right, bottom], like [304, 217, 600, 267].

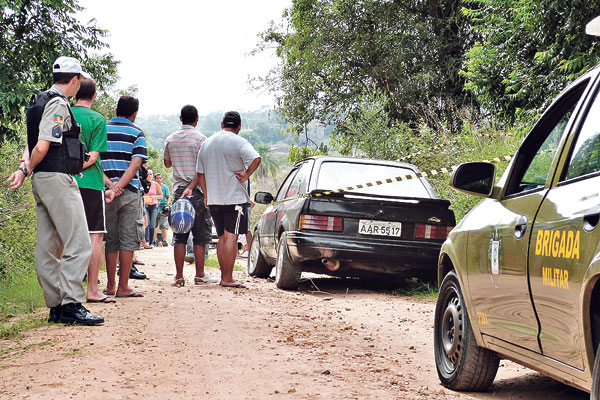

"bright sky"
[77, 0, 289, 116]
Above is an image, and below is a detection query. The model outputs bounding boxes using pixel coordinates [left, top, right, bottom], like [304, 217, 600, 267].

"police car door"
[467, 81, 587, 353]
[528, 73, 600, 370]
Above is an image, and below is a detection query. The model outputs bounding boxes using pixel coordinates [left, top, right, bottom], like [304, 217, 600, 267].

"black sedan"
[248, 156, 456, 289]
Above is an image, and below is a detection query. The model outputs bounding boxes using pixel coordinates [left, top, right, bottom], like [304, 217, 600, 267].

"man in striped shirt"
[101, 96, 148, 298]
[163, 104, 217, 287]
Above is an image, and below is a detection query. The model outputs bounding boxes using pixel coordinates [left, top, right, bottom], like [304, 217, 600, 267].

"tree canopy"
[0, 0, 118, 140]
[462, 0, 600, 122]
[254, 0, 476, 136]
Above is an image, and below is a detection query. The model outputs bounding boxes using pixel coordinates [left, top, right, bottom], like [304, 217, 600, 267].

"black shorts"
[79, 187, 106, 233]
[172, 187, 212, 245]
[209, 204, 248, 237]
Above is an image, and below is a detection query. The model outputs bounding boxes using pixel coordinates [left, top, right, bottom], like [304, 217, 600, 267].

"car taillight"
[299, 215, 343, 232]
[414, 224, 453, 240]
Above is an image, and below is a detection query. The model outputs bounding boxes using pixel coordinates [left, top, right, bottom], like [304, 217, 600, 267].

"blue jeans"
[145, 204, 158, 244]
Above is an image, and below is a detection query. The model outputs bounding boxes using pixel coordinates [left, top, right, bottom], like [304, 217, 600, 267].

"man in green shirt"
[72, 77, 118, 303]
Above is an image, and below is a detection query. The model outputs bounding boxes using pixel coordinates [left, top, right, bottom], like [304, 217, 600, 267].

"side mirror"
[254, 191, 274, 204]
[450, 162, 496, 198]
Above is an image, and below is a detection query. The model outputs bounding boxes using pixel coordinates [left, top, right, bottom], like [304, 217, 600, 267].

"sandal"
[143, 244, 153, 249]
[171, 277, 185, 287]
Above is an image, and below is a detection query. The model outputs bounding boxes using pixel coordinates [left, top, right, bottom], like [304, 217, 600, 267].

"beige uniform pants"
[31, 172, 91, 307]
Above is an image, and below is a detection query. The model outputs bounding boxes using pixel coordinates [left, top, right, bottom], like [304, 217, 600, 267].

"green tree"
[0, 0, 118, 140]
[462, 0, 600, 123]
[92, 85, 138, 121]
[255, 143, 279, 178]
[253, 0, 476, 136]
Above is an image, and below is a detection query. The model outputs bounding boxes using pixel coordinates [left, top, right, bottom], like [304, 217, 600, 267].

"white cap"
[587, 16, 600, 36]
[52, 56, 91, 78]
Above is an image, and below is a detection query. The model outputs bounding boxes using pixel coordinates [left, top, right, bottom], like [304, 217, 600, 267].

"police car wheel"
[274, 232, 301, 290]
[434, 271, 499, 391]
[247, 232, 272, 278]
[591, 343, 600, 400]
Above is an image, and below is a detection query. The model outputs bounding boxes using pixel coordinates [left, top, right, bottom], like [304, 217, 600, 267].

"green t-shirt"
[71, 106, 107, 190]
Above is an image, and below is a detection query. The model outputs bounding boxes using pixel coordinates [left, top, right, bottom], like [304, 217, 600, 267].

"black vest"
[26, 90, 86, 175]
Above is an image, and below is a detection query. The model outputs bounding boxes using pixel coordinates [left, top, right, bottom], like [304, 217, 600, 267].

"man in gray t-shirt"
[196, 111, 261, 288]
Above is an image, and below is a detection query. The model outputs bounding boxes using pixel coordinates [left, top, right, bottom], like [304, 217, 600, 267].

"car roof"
[296, 155, 421, 173]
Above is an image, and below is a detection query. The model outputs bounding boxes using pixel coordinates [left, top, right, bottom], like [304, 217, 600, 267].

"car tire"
[591, 343, 600, 400]
[275, 232, 301, 290]
[247, 233, 272, 278]
[434, 271, 499, 391]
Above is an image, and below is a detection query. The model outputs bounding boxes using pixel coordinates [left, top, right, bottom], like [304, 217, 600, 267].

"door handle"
[583, 205, 600, 232]
[515, 215, 528, 239]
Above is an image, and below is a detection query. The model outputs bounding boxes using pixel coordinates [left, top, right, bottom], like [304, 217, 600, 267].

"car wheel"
[434, 271, 499, 391]
[274, 232, 301, 290]
[247, 233, 272, 278]
[591, 343, 600, 400]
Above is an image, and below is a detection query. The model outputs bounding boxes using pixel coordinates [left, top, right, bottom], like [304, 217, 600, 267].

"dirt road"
[0, 246, 589, 399]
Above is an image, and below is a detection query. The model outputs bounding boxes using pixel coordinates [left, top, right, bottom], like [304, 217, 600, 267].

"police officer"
[7, 56, 104, 325]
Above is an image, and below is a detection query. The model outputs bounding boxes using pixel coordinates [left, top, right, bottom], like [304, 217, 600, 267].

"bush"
[0, 137, 37, 279]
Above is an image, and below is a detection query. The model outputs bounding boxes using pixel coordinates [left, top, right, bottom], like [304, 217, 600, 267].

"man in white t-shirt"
[194, 111, 261, 288]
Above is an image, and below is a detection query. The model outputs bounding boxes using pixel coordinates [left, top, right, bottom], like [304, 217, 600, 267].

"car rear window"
[316, 161, 431, 198]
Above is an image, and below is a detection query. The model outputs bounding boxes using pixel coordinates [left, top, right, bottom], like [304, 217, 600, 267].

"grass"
[203, 254, 246, 272]
[0, 339, 55, 359]
[0, 271, 46, 339]
[391, 278, 439, 300]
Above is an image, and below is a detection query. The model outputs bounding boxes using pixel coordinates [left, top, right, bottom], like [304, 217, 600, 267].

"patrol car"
[434, 17, 600, 397]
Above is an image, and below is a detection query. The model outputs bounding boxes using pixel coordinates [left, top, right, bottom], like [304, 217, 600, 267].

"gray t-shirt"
[196, 130, 260, 205]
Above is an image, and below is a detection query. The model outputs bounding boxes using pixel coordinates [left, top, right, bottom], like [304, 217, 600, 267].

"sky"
[77, 0, 289, 117]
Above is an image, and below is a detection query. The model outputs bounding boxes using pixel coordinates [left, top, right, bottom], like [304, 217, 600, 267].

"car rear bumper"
[285, 231, 441, 275]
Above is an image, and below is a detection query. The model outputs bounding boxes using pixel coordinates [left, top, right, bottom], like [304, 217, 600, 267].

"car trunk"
[302, 190, 455, 242]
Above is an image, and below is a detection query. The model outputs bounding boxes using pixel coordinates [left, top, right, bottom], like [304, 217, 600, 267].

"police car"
[434, 17, 600, 397]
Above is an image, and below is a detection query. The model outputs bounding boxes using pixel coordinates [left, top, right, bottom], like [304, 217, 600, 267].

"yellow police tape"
[271, 154, 513, 206]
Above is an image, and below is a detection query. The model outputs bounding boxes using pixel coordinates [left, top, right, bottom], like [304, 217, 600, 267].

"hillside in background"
[136, 107, 332, 152]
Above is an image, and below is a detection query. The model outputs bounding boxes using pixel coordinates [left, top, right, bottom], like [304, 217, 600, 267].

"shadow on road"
[468, 371, 587, 399]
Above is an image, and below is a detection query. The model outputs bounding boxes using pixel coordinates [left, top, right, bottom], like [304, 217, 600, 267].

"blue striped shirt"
[101, 117, 148, 191]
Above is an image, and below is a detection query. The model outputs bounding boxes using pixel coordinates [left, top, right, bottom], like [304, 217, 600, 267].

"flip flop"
[220, 282, 247, 289]
[102, 289, 116, 296]
[87, 296, 116, 303]
[132, 260, 145, 266]
[115, 291, 144, 298]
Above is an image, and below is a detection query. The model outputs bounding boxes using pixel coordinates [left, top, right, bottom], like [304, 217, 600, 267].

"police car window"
[518, 107, 573, 191]
[506, 82, 586, 196]
[564, 88, 600, 180]
[275, 168, 299, 201]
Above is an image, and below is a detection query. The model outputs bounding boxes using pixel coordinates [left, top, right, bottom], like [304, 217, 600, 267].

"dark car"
[247, 156, 456, 289]
[433, 22, 600, 396]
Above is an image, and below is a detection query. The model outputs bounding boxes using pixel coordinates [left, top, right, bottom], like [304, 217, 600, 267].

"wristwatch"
[18, 166, 28, 176]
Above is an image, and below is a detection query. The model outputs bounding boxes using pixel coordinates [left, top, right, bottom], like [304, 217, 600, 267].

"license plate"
[358, 220, 402, 237]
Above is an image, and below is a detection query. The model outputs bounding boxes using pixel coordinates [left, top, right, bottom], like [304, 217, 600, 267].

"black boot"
[48, 305, 62, 323]
[129, 265, 147, 280]
[59, 303, 104, 325]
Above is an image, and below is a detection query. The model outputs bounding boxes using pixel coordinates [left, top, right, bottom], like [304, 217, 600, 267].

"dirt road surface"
[0, 246, 589, 399]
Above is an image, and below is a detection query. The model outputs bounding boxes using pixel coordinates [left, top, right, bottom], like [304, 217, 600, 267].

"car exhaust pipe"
[322, 258, 340, 271]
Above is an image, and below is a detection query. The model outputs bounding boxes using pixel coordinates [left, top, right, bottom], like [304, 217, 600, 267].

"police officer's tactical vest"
[26, 90, 87, 175]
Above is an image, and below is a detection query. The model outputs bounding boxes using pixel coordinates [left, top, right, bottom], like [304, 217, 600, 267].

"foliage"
[462, 0, 600, 123]
[0, 0, 118, 141]
[0, 271, 46, 339]
[254, 0, 477, 136]
[92, 85, 138, 121]
[254, 143, 279, 179]
[287, 143, 329, 164]
[0, 136, 37, 279]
